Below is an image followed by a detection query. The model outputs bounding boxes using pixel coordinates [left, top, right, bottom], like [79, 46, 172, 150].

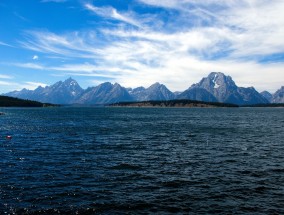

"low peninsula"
[0, 95, 57, 107]
[109, 99, 239, 108]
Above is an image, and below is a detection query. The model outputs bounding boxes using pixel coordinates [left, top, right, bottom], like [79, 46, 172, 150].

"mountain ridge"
[3, 73, 283, 105]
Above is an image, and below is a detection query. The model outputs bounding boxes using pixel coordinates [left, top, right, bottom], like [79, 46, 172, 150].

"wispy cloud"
[15, 63, 45, 70]
[84, 3, 143, 28]
[0, 80, 14, 86]
[14, 62, 126, 79]
[13, 12, 29, 22]
[137, 0, 238, 10]
[137, 0, 184, 9]
[19, 30, 104, 59]
[0, 74, 13, 79]
[0, 41, 14, 48]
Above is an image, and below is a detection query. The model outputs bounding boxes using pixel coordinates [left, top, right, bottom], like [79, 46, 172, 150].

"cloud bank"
[15, 0, 284, 92]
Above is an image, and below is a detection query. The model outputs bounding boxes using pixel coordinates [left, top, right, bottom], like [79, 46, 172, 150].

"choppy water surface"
[0, 107, 283, 214]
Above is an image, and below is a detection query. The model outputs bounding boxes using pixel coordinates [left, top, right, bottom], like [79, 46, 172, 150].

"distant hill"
[0, 95, 56, 107]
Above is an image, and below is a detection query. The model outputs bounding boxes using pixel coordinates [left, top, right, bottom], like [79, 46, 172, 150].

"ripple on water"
[0, 107, 284, 214]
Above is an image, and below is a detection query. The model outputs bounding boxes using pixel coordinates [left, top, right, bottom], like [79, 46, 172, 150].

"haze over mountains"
[4, 72, 284, 105]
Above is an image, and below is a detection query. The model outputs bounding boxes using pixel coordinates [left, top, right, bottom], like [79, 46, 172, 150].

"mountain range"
[3, 72, 284, 105]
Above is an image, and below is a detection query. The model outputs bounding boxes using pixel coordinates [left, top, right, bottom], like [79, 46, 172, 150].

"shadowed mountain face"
[3, 73, 281, 105]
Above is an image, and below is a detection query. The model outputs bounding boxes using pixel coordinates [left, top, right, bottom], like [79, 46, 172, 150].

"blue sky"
[0, 0, 284, 93]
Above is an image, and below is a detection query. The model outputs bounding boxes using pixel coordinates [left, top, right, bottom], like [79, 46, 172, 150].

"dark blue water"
[0, 107, 283, 214]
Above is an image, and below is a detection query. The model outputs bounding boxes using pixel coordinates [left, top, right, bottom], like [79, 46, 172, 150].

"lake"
[0, 107, 284, 214]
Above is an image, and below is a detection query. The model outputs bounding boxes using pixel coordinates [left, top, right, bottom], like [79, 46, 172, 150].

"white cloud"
[32, 55, 39, 60]
[140, 0, 284, 55]
[222, 1, 284, 57]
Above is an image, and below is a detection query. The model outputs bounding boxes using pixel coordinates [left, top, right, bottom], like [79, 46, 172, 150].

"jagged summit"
[64, 77, 78, 85]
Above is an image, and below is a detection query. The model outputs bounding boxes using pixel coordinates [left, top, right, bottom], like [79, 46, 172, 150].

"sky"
[0, 0, 284, 94]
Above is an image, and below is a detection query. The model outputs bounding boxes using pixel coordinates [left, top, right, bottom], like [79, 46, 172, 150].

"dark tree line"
[0, 96, 56, 107]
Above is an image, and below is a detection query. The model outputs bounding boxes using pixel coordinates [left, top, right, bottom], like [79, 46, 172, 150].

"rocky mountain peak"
[207, 72, 236, 89]
[149, 82, 168, 91]
[63, 77, 79, 86]
[149, 82, 161, 87]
